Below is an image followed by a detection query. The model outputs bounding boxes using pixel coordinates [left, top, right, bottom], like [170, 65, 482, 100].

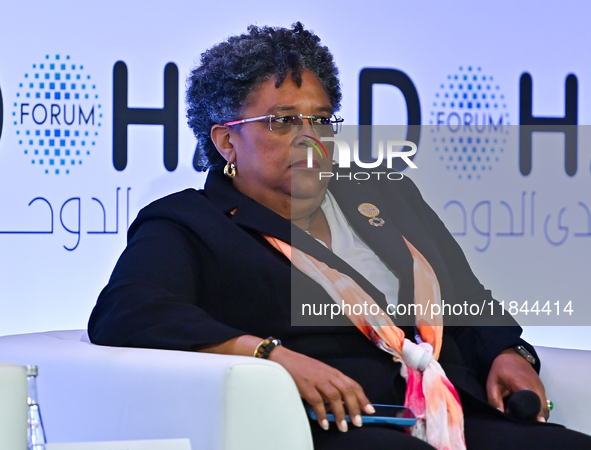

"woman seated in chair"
[88, 23, 591, 450]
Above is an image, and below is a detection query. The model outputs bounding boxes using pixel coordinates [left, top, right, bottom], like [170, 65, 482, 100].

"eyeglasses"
[223, 113, 344, 135]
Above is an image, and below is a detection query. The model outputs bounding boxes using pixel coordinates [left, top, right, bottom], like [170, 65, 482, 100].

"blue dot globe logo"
[12, 54, 101, 175]
[429, 66, 510, 180]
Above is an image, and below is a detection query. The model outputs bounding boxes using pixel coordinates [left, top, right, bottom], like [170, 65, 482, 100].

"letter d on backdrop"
[358, 68, 421, 171]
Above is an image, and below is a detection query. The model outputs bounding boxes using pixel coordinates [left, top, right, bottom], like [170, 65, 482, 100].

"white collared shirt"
[310, 190, 400, 307]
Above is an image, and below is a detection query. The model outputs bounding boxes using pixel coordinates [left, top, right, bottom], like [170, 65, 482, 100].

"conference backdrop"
[1, 1, 589, 348]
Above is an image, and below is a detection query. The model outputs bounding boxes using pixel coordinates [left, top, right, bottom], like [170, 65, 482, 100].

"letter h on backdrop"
[112, 61, 179, 171]
[519, 73, 578, 176]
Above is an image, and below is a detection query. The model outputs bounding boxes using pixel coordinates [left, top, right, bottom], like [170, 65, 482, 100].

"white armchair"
[532, 345, 591, 435]
[0, 330, 589, 450]
[0, 330, 313, 450]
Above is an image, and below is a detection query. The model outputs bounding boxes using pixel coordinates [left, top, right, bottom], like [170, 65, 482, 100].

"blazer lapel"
[328, 171, 458, 322]
[291, 224, 391, 313]
[328, 175, 415, 313]
[204, 171, 292, 243]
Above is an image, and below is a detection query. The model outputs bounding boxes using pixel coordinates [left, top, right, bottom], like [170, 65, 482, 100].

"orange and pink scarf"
[264, 235, 465, 450]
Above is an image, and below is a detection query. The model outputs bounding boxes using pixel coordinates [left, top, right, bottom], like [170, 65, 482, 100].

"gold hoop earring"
[224, 161, 237, 178]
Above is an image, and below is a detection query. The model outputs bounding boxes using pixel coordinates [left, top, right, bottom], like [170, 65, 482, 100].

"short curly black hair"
[186, 22, 342, 171]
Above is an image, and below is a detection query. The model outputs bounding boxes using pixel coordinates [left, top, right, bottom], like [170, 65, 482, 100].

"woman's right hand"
[198, 334, 374, 432]
[270, 345, 375, 432]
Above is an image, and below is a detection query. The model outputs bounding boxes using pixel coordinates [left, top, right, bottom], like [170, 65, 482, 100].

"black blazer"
[88, 169, 538, 407]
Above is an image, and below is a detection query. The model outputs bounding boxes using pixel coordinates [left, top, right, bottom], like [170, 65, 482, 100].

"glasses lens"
[311, 116, 335, 136]
[271, 116, 298, 133]
[273, 115, 342, 135]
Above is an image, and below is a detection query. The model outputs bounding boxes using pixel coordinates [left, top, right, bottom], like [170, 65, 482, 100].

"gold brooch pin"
[358, 203, 385, 227]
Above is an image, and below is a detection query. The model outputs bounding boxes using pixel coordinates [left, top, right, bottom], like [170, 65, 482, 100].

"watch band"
[254, 337, 282, 359]
[514, 345, 536, 365]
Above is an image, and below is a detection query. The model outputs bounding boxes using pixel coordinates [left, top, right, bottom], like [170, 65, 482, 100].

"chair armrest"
[0, 362, 28, 450]
[535, 345, 591, 435]
[0, 331, 313, 450]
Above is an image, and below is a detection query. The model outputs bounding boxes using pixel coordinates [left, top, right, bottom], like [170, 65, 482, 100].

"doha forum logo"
[429, 66, 510, 181]
[11, 54, 101, 175]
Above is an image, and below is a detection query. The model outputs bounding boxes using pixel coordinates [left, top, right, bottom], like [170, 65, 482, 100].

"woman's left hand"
[486, 348, 549, 422]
